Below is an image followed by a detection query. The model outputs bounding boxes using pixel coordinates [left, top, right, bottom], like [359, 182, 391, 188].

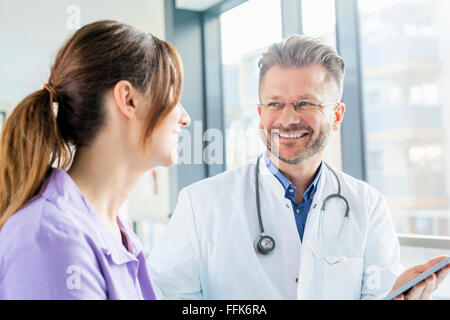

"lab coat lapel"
[300, 163, 338, 249]
[258, 156, 286, 199]
[297, 164, 337, 298]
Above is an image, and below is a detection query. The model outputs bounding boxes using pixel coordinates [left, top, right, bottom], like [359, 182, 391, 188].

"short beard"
[260, 123, 331, 165]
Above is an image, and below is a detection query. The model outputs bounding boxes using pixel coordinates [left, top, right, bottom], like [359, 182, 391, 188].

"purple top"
[0, 168, 156, 300]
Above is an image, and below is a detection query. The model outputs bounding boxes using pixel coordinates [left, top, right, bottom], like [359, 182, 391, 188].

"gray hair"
[258, 35, 345, 99]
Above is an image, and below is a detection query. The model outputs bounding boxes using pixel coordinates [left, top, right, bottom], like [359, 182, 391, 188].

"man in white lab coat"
[148, 35, 449, 300]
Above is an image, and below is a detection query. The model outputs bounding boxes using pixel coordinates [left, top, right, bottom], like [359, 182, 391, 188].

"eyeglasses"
[259, 101, 339, 113]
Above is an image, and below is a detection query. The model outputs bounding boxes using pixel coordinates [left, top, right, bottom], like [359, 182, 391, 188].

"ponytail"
[0, 85, 71, 229]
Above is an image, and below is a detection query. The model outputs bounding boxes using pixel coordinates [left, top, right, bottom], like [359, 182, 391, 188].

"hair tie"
[43, 83, 58, 100]
[43, 83, 59, 117]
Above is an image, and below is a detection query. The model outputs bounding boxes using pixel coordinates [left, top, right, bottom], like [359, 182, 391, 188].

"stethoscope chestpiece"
[254, 234, 276, 255]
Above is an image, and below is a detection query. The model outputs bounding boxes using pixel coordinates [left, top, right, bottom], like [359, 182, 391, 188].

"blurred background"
[0, 0, 449, 298]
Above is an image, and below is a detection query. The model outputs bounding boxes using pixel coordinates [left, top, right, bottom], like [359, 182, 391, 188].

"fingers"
[391, 256, 449, 300]
[404, 259, 449, 300]
[404, 281, 425, 300]
[411, 256, 449, 289]
[419, 274, 437, 300]
[405, 274, 439, 300]
[422, 256, 449, 270]
[435, 264, 450, 288]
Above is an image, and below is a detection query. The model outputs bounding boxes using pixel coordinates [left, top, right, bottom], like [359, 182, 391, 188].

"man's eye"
[297, 101, 315, 107]
[268, 102, 282, 107]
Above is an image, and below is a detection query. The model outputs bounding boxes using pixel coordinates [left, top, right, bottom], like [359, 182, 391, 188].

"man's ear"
[332, 103, 346, 131]
[258, 104, 262, 117]
[113, 80, 136, 119]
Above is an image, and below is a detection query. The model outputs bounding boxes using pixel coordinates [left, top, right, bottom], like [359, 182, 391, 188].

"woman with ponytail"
[0, 20, 190, 299]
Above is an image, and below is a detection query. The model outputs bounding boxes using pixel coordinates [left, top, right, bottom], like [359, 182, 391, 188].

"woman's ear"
[113, 80, 137, 119]
[332, 103, 346, 131]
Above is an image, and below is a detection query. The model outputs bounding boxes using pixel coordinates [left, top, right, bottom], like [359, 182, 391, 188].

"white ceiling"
[175, 0, 223, 11]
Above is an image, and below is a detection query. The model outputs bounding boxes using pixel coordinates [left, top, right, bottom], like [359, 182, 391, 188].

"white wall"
[0, 0, 165, 112]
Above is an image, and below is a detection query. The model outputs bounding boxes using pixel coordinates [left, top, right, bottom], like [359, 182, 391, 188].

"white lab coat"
[148, 158, 404, 299]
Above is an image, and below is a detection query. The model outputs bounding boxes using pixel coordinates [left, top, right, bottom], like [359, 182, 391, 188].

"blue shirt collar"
[264, 151, 323, 202]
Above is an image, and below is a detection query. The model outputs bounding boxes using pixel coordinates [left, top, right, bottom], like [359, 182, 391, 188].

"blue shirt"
[265, 152, 323, 242]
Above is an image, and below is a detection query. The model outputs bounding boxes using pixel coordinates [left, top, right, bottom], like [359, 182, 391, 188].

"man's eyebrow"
[295, 94, 319, 100]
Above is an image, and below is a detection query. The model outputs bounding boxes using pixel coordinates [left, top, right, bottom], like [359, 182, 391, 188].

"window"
[301, 0, 336, 49]
[359, 0, 450, 237]
[220, 0, 283, 170]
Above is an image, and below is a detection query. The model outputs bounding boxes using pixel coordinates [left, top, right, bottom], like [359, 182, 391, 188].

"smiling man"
[148, 35, 449, 300]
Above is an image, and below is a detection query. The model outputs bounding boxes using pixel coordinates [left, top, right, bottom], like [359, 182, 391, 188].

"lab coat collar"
[257, 154, 339, 250]
[298, 162, 346, 268]
[258, 154, 287, 200]
[258, 153, 331, 205]
[40, 168, 142, 265]
[264, 151, 324, 202]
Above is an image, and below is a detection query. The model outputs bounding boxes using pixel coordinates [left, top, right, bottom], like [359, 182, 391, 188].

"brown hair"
[258, 34, 345, 99]
[0, 20, 183, 229]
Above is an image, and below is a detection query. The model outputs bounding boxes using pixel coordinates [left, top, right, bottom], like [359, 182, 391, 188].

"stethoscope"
[254, 155, 350, 264]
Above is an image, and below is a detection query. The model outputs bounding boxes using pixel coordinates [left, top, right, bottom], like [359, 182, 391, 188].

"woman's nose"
[178, 103, 191, 127]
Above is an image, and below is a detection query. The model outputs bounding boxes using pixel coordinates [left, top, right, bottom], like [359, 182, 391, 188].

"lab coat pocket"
[322, 256, 364, 300]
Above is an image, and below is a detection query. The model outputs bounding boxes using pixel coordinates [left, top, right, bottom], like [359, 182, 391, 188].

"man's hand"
[387, 255, 450, 300]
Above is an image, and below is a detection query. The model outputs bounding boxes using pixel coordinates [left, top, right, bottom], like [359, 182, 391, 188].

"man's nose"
[278, 103, 300, 127]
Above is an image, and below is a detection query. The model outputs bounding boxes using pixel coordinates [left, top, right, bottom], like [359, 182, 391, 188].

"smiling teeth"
[278, 132, 308, 138]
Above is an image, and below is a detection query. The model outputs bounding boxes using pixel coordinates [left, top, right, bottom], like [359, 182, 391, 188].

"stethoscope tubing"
[254, 154, 350, 257]
[255, 156, 265, 235]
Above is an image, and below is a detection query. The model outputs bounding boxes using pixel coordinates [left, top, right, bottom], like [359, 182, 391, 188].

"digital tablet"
[384, 257, 450, 300]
